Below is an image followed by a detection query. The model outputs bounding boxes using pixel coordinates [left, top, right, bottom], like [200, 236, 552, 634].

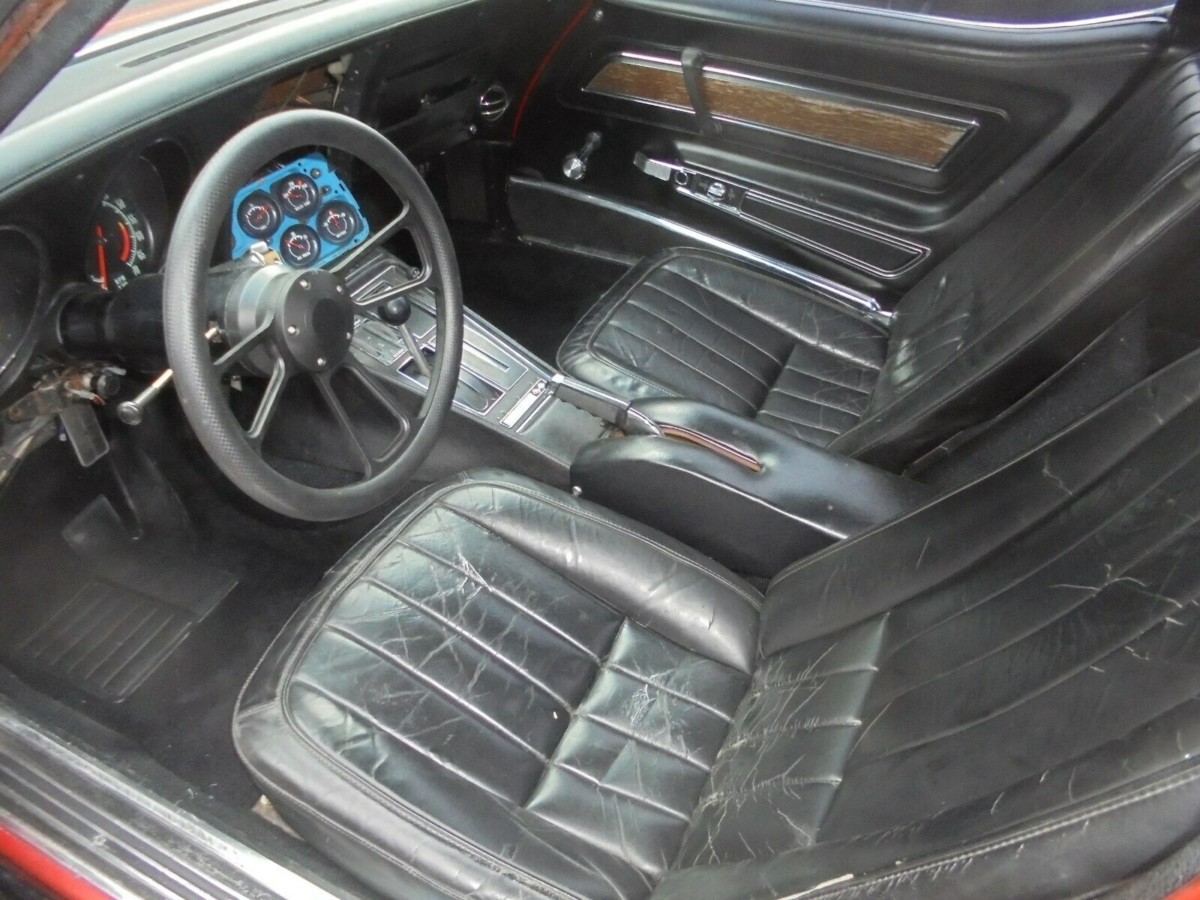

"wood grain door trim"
[584, 54, 975, 168]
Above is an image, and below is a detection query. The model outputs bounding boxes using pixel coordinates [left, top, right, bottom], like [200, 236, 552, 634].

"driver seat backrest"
[651, 347, 1200, 898]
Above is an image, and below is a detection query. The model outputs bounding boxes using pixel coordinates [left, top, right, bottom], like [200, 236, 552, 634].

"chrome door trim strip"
[0, 696, 351, 899]
[509, 176, 889, 318]
[764, 0, 1174, 31]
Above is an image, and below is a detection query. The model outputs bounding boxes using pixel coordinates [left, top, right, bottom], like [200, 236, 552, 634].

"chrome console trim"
[348, 254, 558, 425]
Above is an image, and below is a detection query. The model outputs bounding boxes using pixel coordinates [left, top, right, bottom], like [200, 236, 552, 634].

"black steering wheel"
[163, 110, 462, 521]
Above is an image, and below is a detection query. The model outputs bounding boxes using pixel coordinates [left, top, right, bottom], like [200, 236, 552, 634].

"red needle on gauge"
[94, 224, 109, 290]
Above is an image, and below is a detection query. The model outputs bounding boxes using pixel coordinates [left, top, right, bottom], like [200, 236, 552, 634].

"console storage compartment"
[571, 399, 932, 577]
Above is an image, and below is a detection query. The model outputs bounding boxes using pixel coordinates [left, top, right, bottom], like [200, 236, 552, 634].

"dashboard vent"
[478, 84, 510, 122]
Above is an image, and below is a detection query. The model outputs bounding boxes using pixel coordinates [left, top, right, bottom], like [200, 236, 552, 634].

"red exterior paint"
[0, 826, 112, 900]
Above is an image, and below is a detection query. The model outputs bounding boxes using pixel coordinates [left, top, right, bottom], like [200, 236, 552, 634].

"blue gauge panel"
[230, 153, 369, 269]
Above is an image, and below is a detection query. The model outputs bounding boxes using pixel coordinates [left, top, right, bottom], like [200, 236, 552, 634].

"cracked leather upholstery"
[237, 346, 1200, 899]
[559, 56, 1200, 469]
[558, 248, 888, 447]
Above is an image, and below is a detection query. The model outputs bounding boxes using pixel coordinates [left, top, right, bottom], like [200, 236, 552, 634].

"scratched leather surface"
[235, 345, 1200, 899]
[558, 247, 888, 447]
[560, 57, 1200, 472]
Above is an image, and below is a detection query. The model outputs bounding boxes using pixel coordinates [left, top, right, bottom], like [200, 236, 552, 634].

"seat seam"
[359, 573, 577, 710]
[602, 322, 763, 408]
[774, 385, 1200, 587]
[289, 675, 521, 804]
[580, 712, 714, 773]
[444, 480, 763, 614]
[756, 409, 845, 436]
[657, 254, 889, 345]
[752, 664, 879, 697]
[847, 186, 1200, 457]
[761, 387, 866, 420]
[389, 537, 607, 664]
[543, 760, 694, 823]
[622, 295, 779, 387]
[721, 717, 863, 753]
[233, 767, 477, 900]
[243, 711, 575, 900]
[877, 441, 1200, 664]
[696, 774, 843, 811]
[322, 624, 551, 764]
[633, 282, 786, 365]
[775, 354, 877, 394]
[804, 765, 1200, 900]
[606, 661, 737, 723]
[853, 579, 1200, 766]
[636, 279, 790, 363]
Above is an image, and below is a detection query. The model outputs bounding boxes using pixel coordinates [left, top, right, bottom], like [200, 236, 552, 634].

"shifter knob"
[378, 294, 412, 326]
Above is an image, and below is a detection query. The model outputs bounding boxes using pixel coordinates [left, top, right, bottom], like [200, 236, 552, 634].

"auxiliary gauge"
[279, 224, 322, 268]
[236, 190, 281, 239]
[271, 173, 319, 218]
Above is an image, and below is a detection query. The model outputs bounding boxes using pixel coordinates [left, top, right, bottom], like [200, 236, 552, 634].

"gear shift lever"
[377, 294, 430, 378]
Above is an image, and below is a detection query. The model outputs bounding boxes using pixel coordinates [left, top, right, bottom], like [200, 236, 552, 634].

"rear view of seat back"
[831, 56, 1200, 470]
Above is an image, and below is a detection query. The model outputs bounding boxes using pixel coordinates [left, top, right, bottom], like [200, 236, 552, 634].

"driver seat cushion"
[234, 470, 761, 900]
[557, 248, 889, 448]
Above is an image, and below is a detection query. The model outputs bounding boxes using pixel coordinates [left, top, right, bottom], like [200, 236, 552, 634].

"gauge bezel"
[278, 223, 322, 267]
[83, 154, 170, 291]
[236, 190, 282, 239]
[317, 199, 360, 245]
[270, 172, 320, 218]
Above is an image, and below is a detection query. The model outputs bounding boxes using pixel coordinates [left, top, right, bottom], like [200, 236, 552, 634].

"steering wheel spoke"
[311, 370, 376, 477]
[341, 353, 415, 426]
[214, 314, 275, 377]
[244, 352, 290, 448]
[328, 203, 412, 277]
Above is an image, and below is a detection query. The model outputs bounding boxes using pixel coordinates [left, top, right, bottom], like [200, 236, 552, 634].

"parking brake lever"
[549, 374, 661, 436]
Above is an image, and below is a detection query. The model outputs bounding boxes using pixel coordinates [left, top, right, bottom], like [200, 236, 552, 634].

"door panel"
[509, 0, 1175, 304]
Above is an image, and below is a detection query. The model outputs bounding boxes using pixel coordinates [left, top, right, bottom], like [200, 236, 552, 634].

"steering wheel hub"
[276, 269, 353, 372]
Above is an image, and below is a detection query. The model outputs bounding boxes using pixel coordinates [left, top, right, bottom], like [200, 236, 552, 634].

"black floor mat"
[0, 423, 397, 807]
[453, 229, 628, 365]
[14, 497, 237, 701]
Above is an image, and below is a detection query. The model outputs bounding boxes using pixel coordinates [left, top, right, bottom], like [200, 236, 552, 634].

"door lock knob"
[562, 132, 602, 182]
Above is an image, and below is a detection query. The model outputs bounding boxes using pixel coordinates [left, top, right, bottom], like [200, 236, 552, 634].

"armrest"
[571, 399, 932, 577]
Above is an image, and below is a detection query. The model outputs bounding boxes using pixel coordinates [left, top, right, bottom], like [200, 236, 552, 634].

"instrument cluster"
[231, 153, 369, 268]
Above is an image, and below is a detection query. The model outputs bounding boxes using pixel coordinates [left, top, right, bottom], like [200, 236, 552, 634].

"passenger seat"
[558, 56, 1200, 470]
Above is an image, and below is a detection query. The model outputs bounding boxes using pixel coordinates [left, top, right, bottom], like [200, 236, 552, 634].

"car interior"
[4, 0, 1200, 897]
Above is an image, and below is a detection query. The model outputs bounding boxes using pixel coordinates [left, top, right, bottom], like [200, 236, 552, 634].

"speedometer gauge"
[86, 194, 150, 291]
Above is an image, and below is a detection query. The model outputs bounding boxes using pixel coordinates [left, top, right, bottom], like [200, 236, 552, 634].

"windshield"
[83, 0, 270, 55]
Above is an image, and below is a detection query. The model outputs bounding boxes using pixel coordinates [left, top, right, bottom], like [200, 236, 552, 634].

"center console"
[346, 252, 608, 485]
[347, 250, 931, 578]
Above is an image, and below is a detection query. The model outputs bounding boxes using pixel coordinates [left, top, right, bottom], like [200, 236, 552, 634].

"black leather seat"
[559, 56, 1200, 470]
[236, 346, 1200, 899]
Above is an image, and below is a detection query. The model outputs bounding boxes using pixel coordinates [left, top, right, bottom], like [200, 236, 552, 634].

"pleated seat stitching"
[323, 624, 551, 763]
[603, 322, 763, 407]
[290, 676, 517, 805]
[393, 536, 605, 664]
[359, 573, 576, 710]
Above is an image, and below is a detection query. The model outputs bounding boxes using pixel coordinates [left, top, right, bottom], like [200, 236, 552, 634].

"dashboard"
[0, 0, 517, 401]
